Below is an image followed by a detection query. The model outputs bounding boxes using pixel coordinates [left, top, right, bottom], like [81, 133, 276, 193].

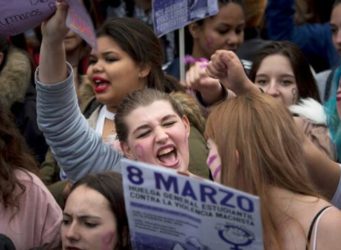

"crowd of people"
[2, 0, 341, 249]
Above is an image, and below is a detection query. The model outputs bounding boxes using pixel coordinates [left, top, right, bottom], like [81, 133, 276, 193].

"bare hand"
[206, 50, 253, 95]
[186, 62, 225, 105]
[186, 62, 220, 92]
[41, 0, 69, 44]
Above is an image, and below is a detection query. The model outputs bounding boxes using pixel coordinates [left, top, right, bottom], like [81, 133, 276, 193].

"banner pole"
[179, 27, 185, 82]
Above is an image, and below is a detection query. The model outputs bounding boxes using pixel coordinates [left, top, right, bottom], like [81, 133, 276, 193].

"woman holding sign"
[36, 4, 341, 249]
[165, 0, 246, 81]
[36, 0, 209, 182]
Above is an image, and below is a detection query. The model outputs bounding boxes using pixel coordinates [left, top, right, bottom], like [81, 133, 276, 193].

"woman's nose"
[266, 82, 280, 97]
[65, 222, 81, 241]
[155, 127, 168, 143]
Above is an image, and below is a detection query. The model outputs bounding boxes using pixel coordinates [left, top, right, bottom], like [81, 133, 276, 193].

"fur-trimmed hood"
[0, 47, 32, 109]
[289, 98, 327, 125]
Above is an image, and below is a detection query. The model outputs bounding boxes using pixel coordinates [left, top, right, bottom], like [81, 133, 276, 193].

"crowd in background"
[2, 0, 341, 249]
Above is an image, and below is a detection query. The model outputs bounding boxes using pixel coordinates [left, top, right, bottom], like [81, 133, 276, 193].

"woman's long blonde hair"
[205, 92, 318, 248]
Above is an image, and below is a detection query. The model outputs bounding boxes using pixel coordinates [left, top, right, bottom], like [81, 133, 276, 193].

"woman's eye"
[84, 222, 98, 228]
[163, 121, 176, 127]
[136, 130, 151, 138]
[281, 80, 293, 86]
[62, 218, 71, 225]
[217, 29, 229, 35]
[331, 26, 338, 34]
[255, 79, 267, 86]
[235, 28, 244, 35]
[88, 58, 97, 65]
[105, 57, 118, 63]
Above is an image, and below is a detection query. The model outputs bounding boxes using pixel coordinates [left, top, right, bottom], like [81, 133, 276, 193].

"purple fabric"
[0, 0, 96, 48]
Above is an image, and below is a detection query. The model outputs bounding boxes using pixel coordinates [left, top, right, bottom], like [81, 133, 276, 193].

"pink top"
[0, 169, 62, 250]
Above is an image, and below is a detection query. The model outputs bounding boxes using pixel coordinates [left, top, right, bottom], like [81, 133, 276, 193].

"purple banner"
[0, 0, 96, 48]
[152, 0, 219, 37]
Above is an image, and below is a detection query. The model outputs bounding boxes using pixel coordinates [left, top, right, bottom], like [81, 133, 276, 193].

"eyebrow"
[63, 213, 102, 220]
[279, 74, 295, 78]
[256, 73, 295, 78]
[90, 51, 118, 58]
[102, 51, 117, 56]
[217, 22, 245, 28]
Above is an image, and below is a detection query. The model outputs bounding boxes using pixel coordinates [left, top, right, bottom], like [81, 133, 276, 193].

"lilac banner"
[152, 0, 219, 37]
[0, 0, 96, 48]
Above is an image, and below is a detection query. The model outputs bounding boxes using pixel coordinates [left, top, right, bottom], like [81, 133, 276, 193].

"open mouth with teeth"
[157, 146, 179, 168]
[93, 78, 110, 93]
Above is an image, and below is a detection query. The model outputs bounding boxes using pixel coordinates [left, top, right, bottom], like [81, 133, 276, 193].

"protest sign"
[0, 0, 55, 36]
[152, 0, 219, 37]
[122, 159, 264, 250]
[66, 0, 96, 49]
[0, 0, 96, 48]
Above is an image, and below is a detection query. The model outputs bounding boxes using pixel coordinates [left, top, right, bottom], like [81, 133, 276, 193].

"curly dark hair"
[0, 106, 39, 211]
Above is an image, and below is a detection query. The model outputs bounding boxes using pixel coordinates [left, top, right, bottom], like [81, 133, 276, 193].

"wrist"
[196, 81, 227, 106]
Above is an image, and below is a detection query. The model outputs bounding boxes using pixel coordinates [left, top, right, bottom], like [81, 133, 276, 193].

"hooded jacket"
[289, 98, 337, 161]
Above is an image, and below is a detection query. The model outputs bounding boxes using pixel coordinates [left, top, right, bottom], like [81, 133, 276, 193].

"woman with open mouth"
[36, 1, 209, 183]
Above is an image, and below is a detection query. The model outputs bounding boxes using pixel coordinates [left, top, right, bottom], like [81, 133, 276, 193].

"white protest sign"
[0, 0, 96, 48]
[122, 159, 264, 250]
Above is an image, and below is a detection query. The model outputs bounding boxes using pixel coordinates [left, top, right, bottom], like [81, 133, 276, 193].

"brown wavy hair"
[0, 106, 39, 211]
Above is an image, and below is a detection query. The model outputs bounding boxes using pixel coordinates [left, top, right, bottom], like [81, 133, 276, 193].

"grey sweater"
[35, 64, 122, 182]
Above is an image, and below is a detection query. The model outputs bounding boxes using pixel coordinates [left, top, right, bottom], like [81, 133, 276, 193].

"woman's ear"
[138, 64, 151, 78]
[181, 115, 191, 138]
[120, 141, 135, 159]
[188, 22, 200, 39]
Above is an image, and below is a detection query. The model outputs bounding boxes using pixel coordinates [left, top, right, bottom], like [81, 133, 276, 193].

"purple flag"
[66, 0, 96, 49]
[0, 0, 96, 48]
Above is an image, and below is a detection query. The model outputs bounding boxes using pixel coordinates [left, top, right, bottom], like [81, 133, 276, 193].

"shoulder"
[82, 97, 101, 118]
[314, 205, 341, 248]
[15, 169, 59, 204]
[4, 47, 32, 79]
[15, 169, 42, 186]
[13, 169, 62, 224]
[289, 98, 327, 125]
[7, 47, 31, 66]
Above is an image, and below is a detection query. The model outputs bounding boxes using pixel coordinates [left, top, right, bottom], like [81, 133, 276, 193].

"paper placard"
[122, 159, 264, 249]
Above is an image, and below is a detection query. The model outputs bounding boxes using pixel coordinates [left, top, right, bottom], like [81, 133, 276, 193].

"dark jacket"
[266, 0, 340, 72]
[0, 47, 47, 163]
